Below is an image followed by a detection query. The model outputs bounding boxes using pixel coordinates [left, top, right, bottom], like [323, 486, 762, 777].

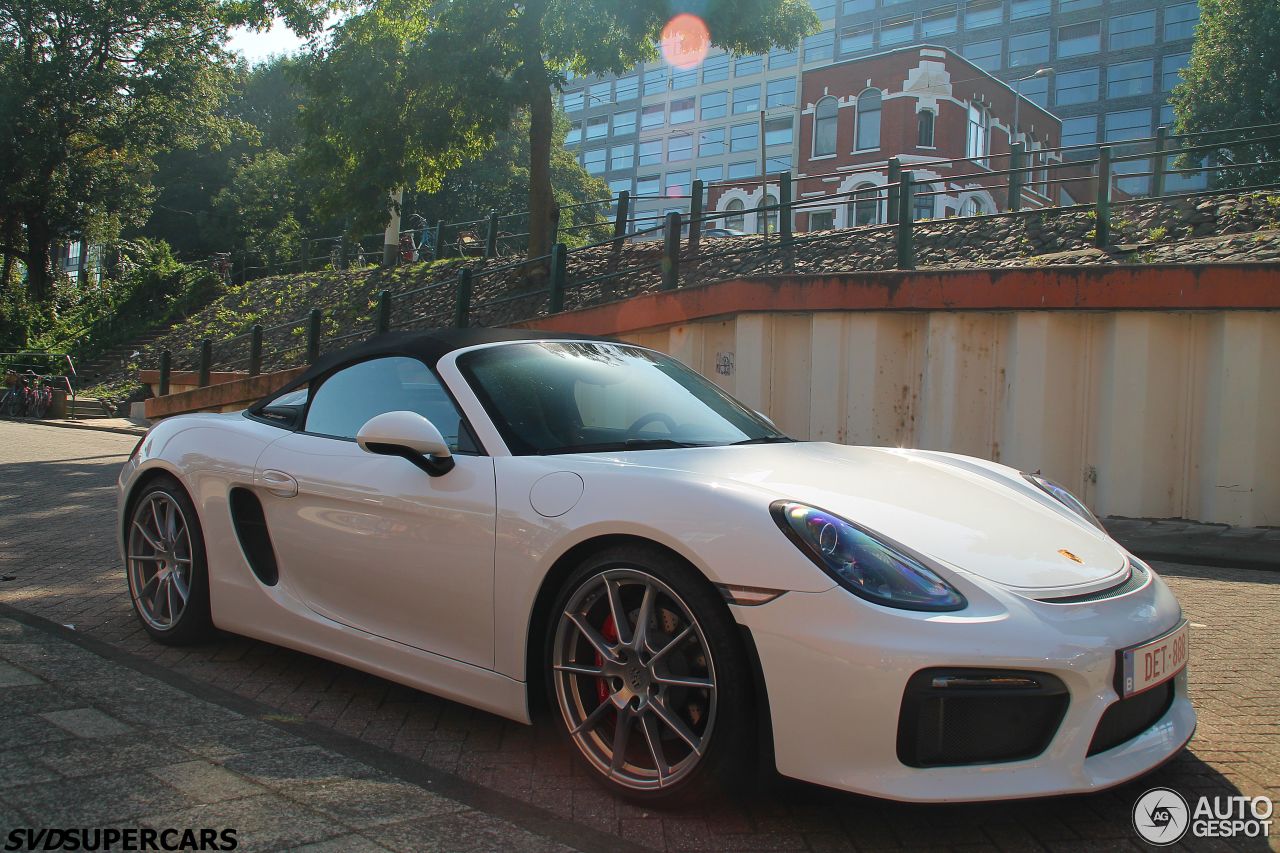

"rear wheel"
[125, 476, 214, 644]
[546, 545, 754, 803]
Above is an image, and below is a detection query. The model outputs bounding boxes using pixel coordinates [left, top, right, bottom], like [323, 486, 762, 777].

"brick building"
[707, 45, 1069, 232]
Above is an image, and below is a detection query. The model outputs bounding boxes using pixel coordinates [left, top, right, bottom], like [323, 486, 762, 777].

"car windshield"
[459, 341, 789, 455]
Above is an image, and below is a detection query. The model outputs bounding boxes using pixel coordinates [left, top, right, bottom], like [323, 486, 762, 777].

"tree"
[0, 0, 333, 305]
[1171, 0, 1280, 186]
[303, 0, 818, 261]
[211, 150, 305, 268]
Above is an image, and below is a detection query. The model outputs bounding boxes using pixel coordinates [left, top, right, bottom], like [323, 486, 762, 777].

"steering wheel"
[627, 412, 678, 434]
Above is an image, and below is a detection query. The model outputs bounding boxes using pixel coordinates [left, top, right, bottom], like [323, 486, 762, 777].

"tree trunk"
[524, 49, 554, 265]
[23, 215, 53, 304]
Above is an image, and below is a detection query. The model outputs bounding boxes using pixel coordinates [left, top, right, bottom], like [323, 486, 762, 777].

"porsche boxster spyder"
[118, 329, 1194, 803]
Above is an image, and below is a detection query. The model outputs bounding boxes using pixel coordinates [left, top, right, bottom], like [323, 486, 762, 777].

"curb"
[1, 416, 146, 437]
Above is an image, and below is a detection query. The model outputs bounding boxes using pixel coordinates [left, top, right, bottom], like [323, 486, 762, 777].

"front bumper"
[733, 570, 1195, 802]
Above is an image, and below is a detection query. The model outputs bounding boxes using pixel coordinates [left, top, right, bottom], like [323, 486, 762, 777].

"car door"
[253, 355, 496, 668]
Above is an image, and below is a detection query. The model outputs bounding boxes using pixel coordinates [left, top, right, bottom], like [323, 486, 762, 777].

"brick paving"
[1, 420, 1276, 852]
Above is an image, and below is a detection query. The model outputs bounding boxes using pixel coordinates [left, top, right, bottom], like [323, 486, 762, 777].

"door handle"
[260, 469, 298, 498]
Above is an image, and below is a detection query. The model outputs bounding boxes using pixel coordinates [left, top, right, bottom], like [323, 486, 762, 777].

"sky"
[226, 18, 310, 65]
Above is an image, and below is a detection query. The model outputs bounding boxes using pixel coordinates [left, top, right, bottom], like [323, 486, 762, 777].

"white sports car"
[118, 329, 1194, 803]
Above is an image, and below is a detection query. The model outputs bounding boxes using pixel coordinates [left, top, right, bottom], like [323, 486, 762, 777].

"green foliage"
[1171, 0, 1280, 186]
[1149, 226, 1169, 241]
[211, 150, 305, 265]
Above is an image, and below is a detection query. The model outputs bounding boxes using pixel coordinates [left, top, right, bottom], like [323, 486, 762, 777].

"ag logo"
[1133, 787, 1190, 845]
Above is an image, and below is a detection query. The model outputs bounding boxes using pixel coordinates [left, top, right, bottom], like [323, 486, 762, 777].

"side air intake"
[229, 487, 279, 586]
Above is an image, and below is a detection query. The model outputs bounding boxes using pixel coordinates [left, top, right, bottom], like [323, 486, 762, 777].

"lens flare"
[660, 14, 710, 70]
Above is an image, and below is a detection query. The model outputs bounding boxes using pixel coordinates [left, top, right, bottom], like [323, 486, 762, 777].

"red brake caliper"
[596, 614, 618, 704]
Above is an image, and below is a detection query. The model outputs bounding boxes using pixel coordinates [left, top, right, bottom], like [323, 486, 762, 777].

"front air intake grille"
[1038, 561, 1150, 604]
[897, 669, 1069, 768]
[1088, 681, 1175, 756]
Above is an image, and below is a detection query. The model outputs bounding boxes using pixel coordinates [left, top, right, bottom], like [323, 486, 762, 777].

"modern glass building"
[560, 0, 1201, 224]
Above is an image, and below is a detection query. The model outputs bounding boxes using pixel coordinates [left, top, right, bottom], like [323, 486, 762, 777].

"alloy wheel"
[127, 492, 194, 631]
[552, 568, 718, 791]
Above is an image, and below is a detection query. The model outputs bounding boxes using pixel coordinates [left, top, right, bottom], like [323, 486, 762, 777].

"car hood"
[575, 442, 1127, 592]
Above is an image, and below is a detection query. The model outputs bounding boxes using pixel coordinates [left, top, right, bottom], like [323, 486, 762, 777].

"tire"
[124, 475, 214, 645]
[545, 544, 755, 804]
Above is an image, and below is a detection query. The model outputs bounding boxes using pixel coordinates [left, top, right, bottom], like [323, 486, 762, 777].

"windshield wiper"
[729, 436, 795, 445]
[538, 438, 708, 455]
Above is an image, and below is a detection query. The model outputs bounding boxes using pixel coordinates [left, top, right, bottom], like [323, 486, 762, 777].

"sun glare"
[660, 14, 710, 70]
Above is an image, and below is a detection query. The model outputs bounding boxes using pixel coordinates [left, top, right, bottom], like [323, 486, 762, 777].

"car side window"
[304, 356, 470, 451]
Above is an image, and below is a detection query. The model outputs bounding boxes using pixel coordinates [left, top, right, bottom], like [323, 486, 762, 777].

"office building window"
[563, 90, 584, 112]
[1105, 108, 1151, 142]
[589, 81, 611, 106]
[725, 199, 746, 230]
[966, 103, 988, 160]
[1162, 53, 1189, 92]
[1011, 0, 1048, 19]
[1021, 75, 1049, 107]
[1164, 3, 1198, 40]
[1009, 30, 1049, 67]
[730, 122, 759, 152]
[665, 170, 691, 196]
[641, 104, 665, 130]
[697, 165, 724, 184]
[671, 68, 697, 90]
[644, 68, 666, 95]
[766, 153, 792, 172]
[670, 97, 695, 125]
[583, 148, 606, 175]
[699, 128, 726, 156]
[918, 109, 936, 147]
[804, 30, 834, 62]
[615, 75, 638, 101]
[1057, 21, 1101, 58]
[922, 5, 958, 36]
[565, 122, 582, 145]
[809, 210, 836, 231]
[963, 39, 1001, 71]
[702, 54, 730, 83]
[727, 161, 757, 179]
[769, 46, 798, 69]
[702, 91, 728, 119]
[608, 178, 633, 197]
[613, 110, 636, 135]
[840, 23, 874, 54]
[881, 13, 915, 45]
[844, 0, 873, 12]
[736, 55, 763, 75]
[810, 0, 837, 18]
[850, 183, 881, 225]
[586, 115, 608, 140]
[767, 77, 796, 108]
[1110, 10, 1155, 49]
[610, 144, 634, 171]
[639, 139, 662, 166]
[1055, 67, 1099, 106]
[1058, 0, 1099, 10]
[813, 95, 838, 157]
[637, 175, 660, 196]
[1108, 60, 1154, 98]
[855, 88, 881, 151]
[965, 0, 1003, 30]
[733, 84, 761, 114]
[668, 134, 693, 161]
[765, 117, 793, 147]
[1062, 115, 1097, 148]
[1159, 103, 1174, 126]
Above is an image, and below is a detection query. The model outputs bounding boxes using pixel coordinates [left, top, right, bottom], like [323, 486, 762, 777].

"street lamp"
[1012, 67, 1054, 146]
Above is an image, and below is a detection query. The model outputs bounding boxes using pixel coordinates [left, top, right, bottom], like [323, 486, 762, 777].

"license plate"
[1119, 620, 1189, 698]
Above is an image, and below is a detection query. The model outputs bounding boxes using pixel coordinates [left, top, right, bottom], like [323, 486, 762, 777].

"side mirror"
[356, 411, 455, 477]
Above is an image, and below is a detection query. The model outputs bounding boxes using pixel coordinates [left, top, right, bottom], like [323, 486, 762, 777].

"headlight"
[771, 501, 966, 612]
[1023, 473, 1104, 531]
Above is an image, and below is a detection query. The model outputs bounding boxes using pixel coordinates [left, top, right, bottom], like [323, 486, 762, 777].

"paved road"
[1, 420, 1276, 852]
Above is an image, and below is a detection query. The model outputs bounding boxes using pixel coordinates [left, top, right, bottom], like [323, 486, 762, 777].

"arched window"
[913, 183, 936, 221]
[961, 196, 987, 217]
[848, 182, 881, 226]
[756, 194, 778, 234]
[917, 109, 935, 148]
[813, 96, 838, 157]
[725, 198, 746, 231]
[855, 89, 881, 151]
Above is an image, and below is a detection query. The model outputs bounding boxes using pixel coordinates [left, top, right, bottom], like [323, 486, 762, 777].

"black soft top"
[257, 327, 616, 406]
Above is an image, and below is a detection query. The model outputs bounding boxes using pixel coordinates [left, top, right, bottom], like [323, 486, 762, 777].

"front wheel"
[125, 476, 214, 645]
[546, 546, 754, 803]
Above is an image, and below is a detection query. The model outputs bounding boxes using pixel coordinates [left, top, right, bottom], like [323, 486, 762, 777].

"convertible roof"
[259, 327, 615, 405]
